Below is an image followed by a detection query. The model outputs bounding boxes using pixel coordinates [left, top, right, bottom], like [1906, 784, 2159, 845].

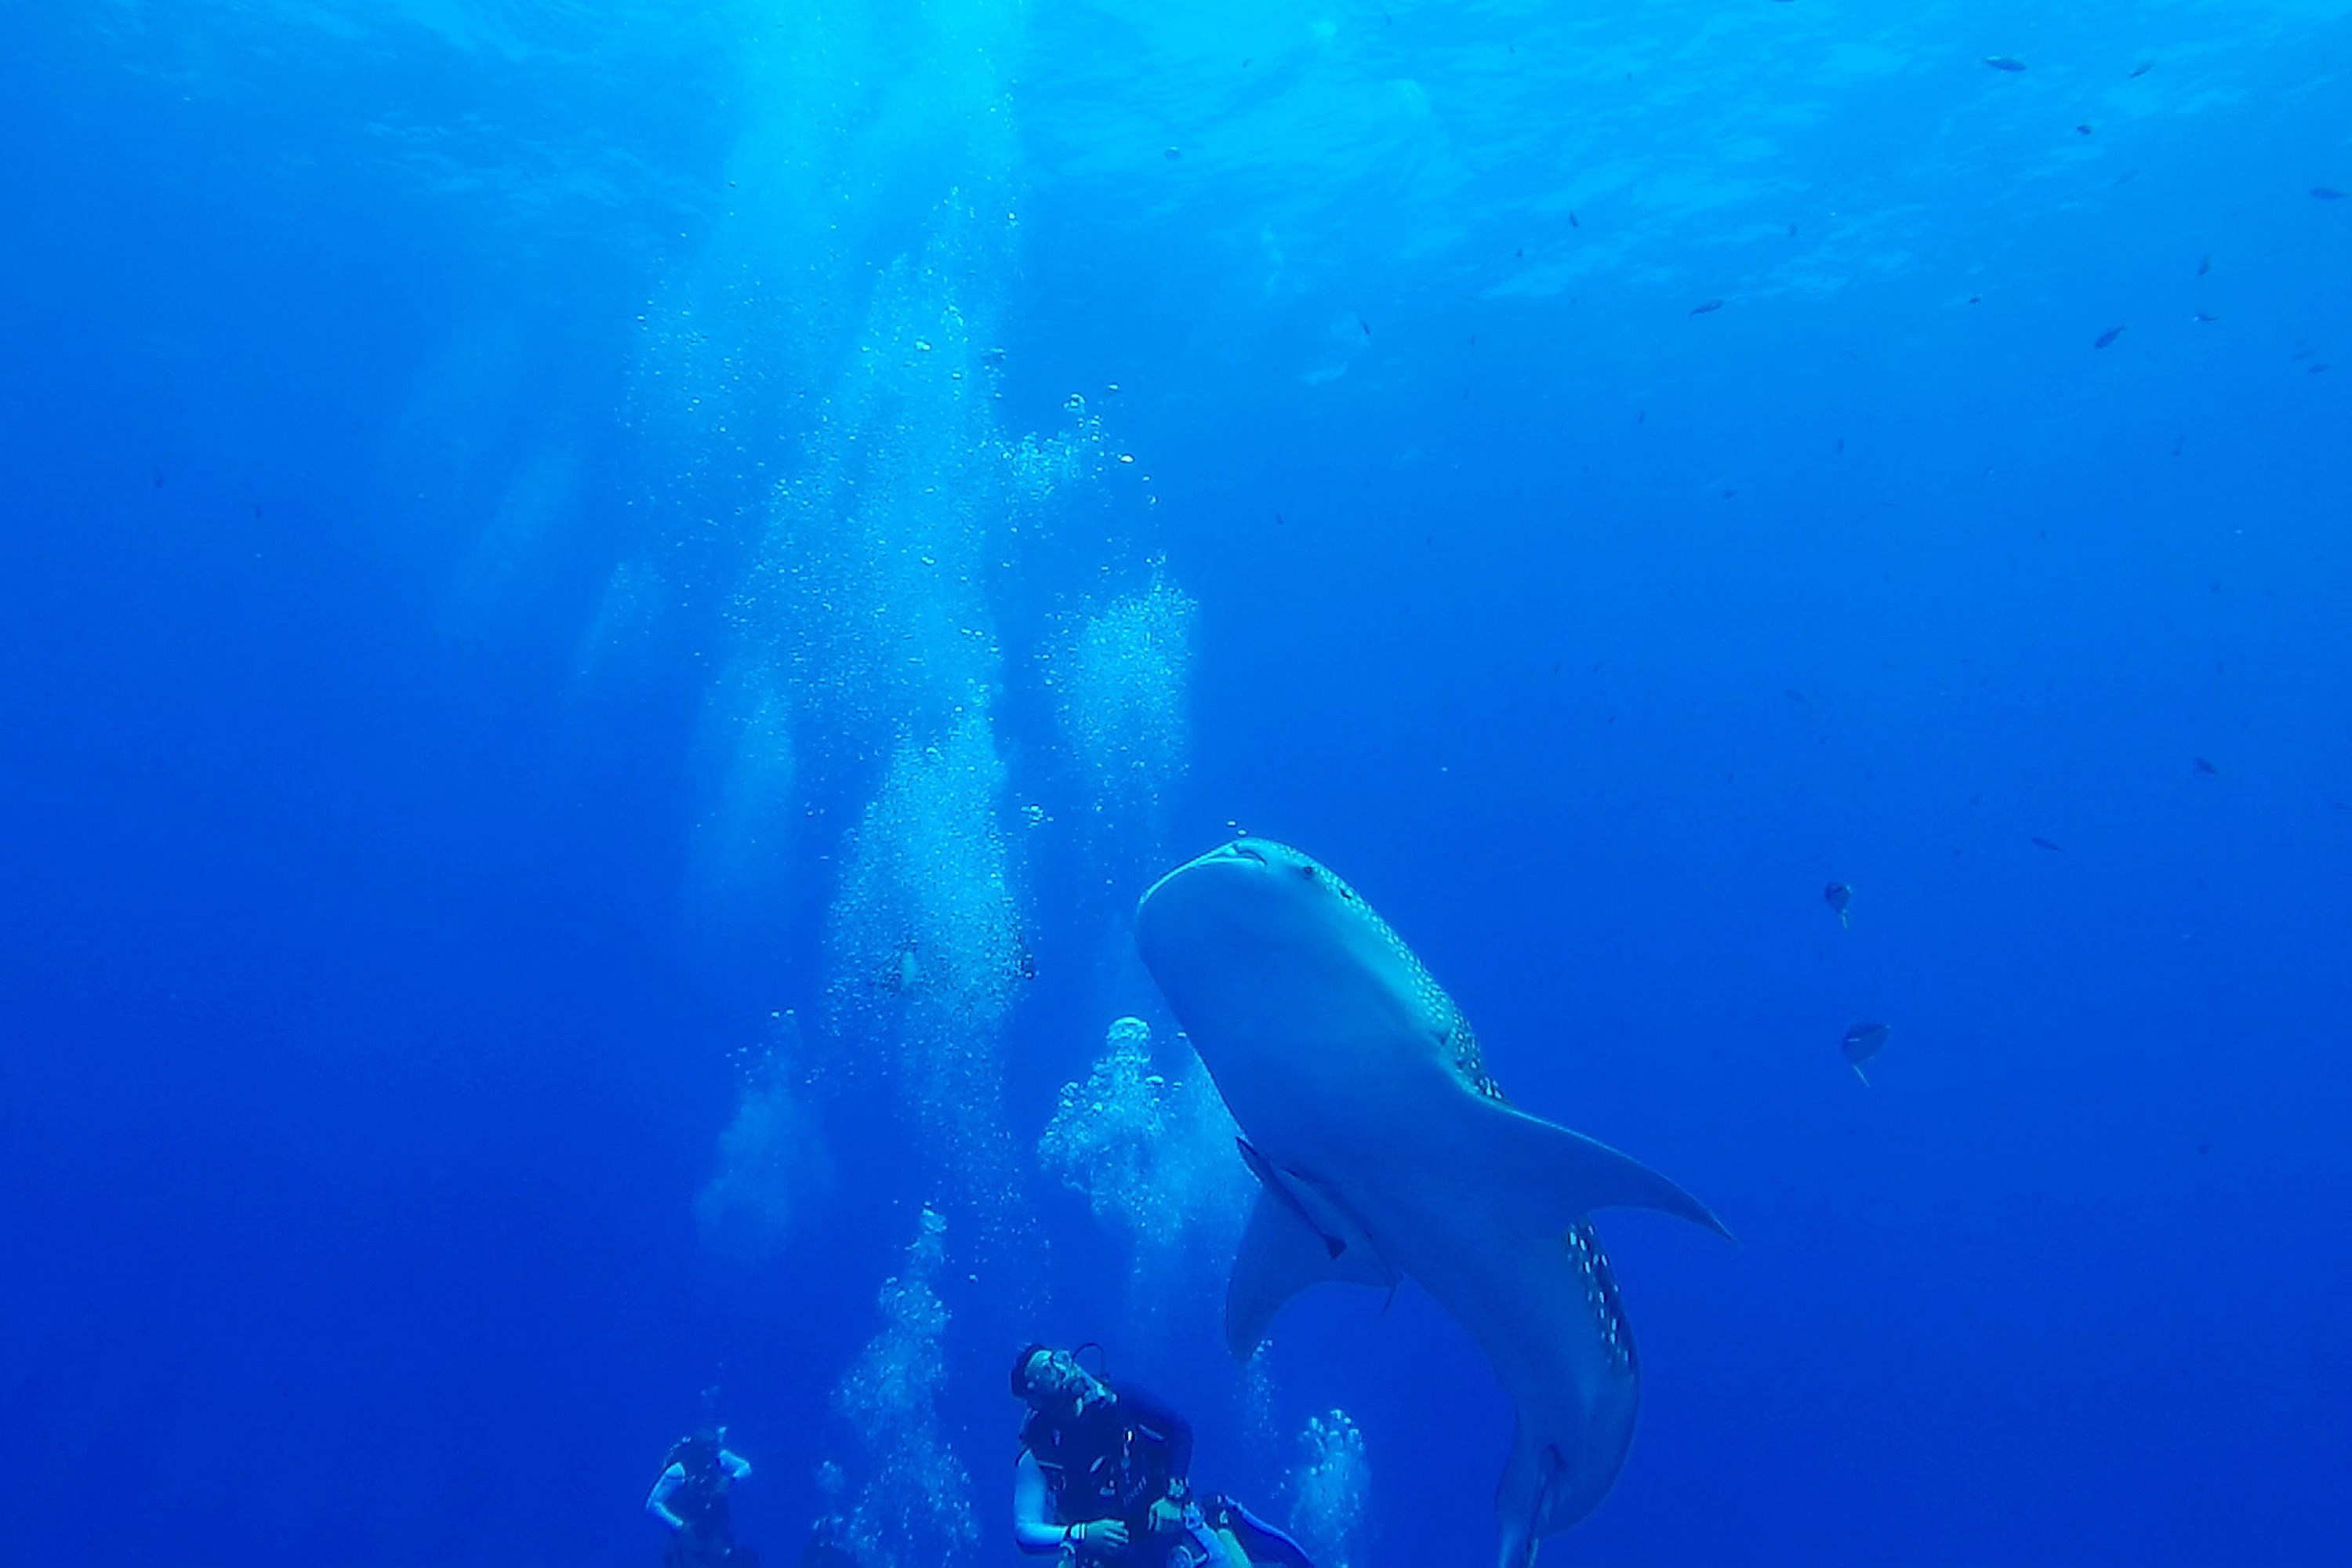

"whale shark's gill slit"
[1442, 1014, 1507, 1102]
[1567, 1220, 1637, 1374]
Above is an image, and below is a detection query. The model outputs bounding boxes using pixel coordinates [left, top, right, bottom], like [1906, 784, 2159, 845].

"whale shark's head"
[1135, 837, 1449, 1061]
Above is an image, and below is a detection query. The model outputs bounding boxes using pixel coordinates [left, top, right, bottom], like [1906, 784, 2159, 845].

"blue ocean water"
[2, 2, 2347, 1564]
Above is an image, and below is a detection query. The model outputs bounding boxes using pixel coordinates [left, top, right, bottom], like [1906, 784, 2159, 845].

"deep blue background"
[2, 4, 2347, 1565]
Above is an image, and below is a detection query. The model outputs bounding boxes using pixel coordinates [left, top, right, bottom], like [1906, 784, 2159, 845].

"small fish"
[1690, 299, 1724, 315]
[1358, 316, 1372, 336]
[1984, 55, 2027, 71]
[2075, 124, 2094, 136]
[1569, 210, 1581, 227]
[2031, 836, 2064, 851]
[2310, 364, 2329, 375]
[2129, 60, 2154, 78]
[2194, 312, 2220, 323]
[2193, 757, 2218, 775]
[1164, 147, 1182, 160]
[1784, 688, 1808, 704]
[2198, 253, 2211, 276]
[1842, 1022, 1890, 1085]
[1824, 881, 1853, 928]
[2314, 187, 2346, 200]
[2094, 325, 2125, 349]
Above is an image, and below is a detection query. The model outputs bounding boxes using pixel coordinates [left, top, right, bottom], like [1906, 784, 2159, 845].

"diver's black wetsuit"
[659, 1450, 753, 1568]
[1017, 1381, 1194, 1561]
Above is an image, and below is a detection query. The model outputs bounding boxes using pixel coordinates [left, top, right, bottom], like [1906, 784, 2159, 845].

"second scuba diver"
[648, 1427, 758, 1568]
[1011, 1343, 1315, 1568]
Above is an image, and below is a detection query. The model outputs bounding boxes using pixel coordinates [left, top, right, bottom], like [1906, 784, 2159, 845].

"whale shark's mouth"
[1138, 838, 1273, 916]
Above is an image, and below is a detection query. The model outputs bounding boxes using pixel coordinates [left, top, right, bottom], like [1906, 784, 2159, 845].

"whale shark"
[1134, 838, 1729, 1567]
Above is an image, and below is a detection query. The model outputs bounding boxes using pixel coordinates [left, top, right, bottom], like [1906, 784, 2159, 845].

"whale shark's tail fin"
[1452, 1094, 1733, 1242]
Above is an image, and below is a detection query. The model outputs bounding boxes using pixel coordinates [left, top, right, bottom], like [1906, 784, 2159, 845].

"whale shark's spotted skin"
[1304, 856, 1510, 1100]
[1306, 855, 1637, 1375]
[1570, 1219, 1636, 1375]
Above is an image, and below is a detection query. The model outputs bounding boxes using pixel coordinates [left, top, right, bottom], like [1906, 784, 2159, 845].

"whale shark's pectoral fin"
[1234, 1138, 1344, 1258]
[1457, 1097, 1733, 1242]
[1226, 1139, 1393, 1360]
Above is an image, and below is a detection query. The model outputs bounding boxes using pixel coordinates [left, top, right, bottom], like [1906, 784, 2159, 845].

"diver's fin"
[1212, 1496, 1318, 1568]
[1225, 1142, 1389, 1360]
[1453, 1095, 1733, 1241]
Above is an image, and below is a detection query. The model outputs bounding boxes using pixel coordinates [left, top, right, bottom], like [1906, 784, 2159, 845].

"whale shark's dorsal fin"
[1449, 1094, 1734, 1242]
[1226, 1140, 1395, 1359]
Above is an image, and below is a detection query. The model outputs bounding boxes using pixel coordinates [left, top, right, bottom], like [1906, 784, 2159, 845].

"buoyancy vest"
[666, 1451, 733, 1538]
[1019, 1390, 1175, 1537]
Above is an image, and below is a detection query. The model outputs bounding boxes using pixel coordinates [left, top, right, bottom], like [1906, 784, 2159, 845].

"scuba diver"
[1011, 1343, 1316, 1568]
[648, 1427, 759, 1568]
